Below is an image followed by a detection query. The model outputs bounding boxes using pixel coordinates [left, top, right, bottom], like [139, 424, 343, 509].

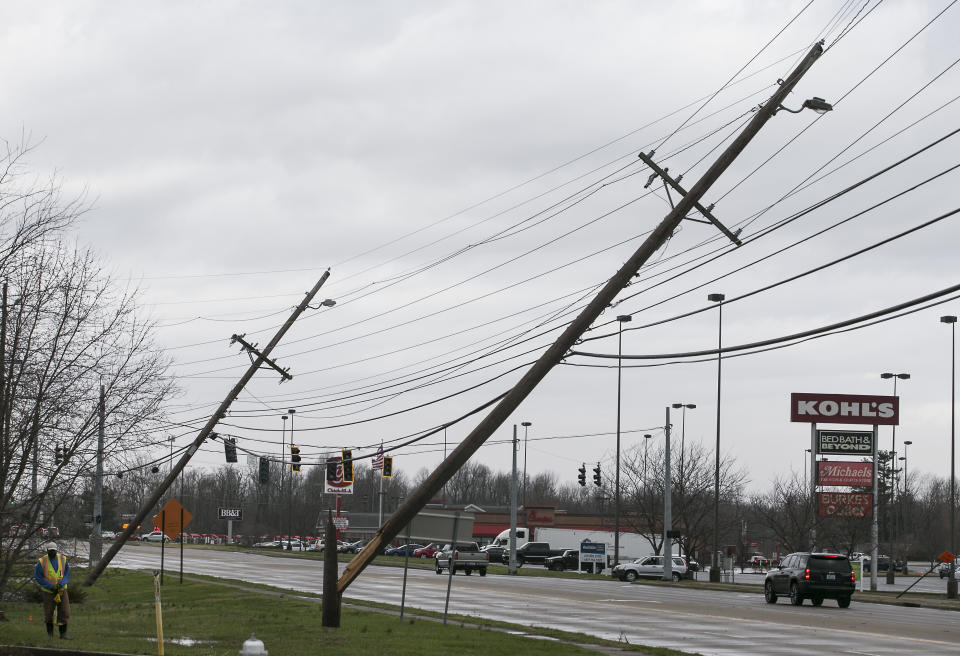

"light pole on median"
[881, 372, 909, 583]
[942, 314, 957, 599]
[671, 402, 695, 564]
[615, 314, 632, 567]
[521, 421, 532, 508]
[708, 292, 725, 582]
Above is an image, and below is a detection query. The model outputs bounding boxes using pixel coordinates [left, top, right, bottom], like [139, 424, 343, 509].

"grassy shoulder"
[0, 567, 694, 656]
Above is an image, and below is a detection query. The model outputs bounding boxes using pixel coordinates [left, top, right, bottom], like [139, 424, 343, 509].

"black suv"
[764, 552, 855, 608]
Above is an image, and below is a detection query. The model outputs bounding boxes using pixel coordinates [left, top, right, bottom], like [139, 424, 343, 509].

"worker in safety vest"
[33, 541, 71, 639]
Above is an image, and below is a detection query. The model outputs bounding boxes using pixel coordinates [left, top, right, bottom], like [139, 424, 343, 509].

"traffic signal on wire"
[341, 449, 353, 482]
[577, 464, 586, 487]
[290, 445, 301, 473]
[592, 463, 602, 487]
[224, 437, 238, 463]
[259, 457, 269, 484]
[381, 456, 393, 478]
[326, 456, 338, 481]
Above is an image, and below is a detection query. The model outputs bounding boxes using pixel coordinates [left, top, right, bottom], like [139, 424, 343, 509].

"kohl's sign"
[790, 393, 898, 426]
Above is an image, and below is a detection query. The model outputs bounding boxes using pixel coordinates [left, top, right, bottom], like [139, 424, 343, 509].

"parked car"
[748, 554, 770, 568]
[413, 543, 443, 559]
[545, 549, 589, 572]
[764, 552, 855, 608]
[385, 544, 425, 557]
[938, 562, 960, 579]
[480, 544, 505, 562]
[435, 542, 489, 576]
[140, 530, 170, 543]
[862, 555, 891, 573]
[40, 526, 60, 539]
[612, 555, 688, 582]
[100, 530, 116, 540]
[500, 542, 563, 567]
[339, 540, 368, 554]
[684, 557, 700, 572]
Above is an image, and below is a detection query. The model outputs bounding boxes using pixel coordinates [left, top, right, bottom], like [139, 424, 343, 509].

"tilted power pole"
[337, 42, 827, 596]
[83, 270, 333, 586]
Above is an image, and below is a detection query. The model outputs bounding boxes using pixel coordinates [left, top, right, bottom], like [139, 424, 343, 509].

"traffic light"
[593, 463, 602, 487]
[326, 456, 338, 481]
[290, 445, 301, 473]
[381, 456, 393, 478]
[54, 446, 62, 465]
[259, 457, 269, 484]
[224, 437, 238, 463]
[341, 449, 353, 483]
[578, 464, 586, 487]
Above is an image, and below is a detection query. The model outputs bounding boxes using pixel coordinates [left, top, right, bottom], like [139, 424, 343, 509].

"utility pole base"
[709, 568, 721, 583]
[948, 579, 958, 599]
[886, 569, 895, 585]
[322, 512, 342, 627]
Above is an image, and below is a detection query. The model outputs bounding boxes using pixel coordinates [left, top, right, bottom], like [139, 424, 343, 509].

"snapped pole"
[84, 270, 333, 586]
[337, 42, 826, 595]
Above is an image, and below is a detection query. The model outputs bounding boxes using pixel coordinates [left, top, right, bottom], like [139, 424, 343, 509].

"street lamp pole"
[805, 448, 812, 490]
[281, 414, 287, 540]
[671, 402, 695, 564]
[287, 408, 295, 550]
[942, 314, 957, 599]
[880, 372, 909, 583]
[615, 314, 632, 567]
[522, 421, 532, 508]
[708, 292, 725, 582]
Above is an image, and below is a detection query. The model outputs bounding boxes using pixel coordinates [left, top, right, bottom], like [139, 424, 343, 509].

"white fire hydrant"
[239, 633, 268, 656]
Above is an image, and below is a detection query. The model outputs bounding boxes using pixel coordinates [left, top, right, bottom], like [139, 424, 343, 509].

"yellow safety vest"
[39, 553, 67, 590]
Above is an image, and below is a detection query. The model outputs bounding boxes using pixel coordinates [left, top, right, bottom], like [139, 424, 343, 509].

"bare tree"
[0, 140, 173, 594]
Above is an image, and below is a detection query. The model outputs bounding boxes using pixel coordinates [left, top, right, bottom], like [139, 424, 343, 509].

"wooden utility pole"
[83, 270, 333, 586]
[337, 42, 826, 595]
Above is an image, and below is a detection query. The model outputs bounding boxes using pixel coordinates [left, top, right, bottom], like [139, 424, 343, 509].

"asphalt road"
[109, 545, 959, 656]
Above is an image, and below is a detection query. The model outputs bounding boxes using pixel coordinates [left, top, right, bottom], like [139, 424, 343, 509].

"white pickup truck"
[435, 541, 489, 576]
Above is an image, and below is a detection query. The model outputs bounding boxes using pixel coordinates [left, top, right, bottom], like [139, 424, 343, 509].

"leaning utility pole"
[337, 42, 826, 595]
[84, 270, 333, 586]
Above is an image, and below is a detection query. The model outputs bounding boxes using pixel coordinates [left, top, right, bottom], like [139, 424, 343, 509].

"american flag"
[372, 443, 384, 471]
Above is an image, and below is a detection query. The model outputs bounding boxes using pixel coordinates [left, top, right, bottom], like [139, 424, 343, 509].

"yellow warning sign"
[152, 498, 194, 540]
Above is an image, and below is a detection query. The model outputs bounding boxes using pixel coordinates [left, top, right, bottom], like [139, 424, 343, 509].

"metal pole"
[871, 423, 879, 592]
[84, 270, 333, 586]
[810, 425, 817, 551]
[336, 44, 826, 594]
[522, 421, 531, 508]
[663, 406, 673, 582]
[615, 321, 623, 567]
[443, 512, 459, 625]
[400, 522, 412, 620]
[710, 296, 723, 582]
[281, 414, 287, 543]
[509, 425, 518, 575]
[950, 319, 958, 598]
[90, 385, 105, 565]
[287, 409, 295, 550]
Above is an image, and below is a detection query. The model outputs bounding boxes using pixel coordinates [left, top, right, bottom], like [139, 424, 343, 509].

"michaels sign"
[790, 393, 898, 426]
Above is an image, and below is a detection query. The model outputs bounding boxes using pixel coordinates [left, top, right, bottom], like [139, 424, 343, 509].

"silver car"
[612, 555, 688, 582]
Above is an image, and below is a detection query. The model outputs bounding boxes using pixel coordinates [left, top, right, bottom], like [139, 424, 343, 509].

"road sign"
[579, 539, 606, 564]
[332, 517, 349, 530]
[218, 507, 243, 521]
[152, 498, 194, 540]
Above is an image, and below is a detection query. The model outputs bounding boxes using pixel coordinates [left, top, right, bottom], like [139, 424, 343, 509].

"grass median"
[0, 567, 695, 656]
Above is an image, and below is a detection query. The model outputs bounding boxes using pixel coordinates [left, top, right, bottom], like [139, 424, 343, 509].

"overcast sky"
[2, 1, 959, 498]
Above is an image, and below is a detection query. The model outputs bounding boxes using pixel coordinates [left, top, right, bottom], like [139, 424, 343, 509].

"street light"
[286, 408, 296, 550]
[643, 433, 653, 498]
[707, 292, 724, 582]
[942, 314, 957, 599]
[671, 402, 695, 565]
[614, 314, 632, 567]
[880, 372, 909, 583]
[521, 421, 532, 508]
[776, 96, 834, 114]
[805, 448, 812, 489]
[901, 441, 912, 498]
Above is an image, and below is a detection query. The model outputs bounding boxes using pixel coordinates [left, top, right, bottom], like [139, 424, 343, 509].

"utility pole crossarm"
[83, 269, 332, 587]
[638, 151, 741, 246]
[335, 41, 824, 595]
[231, 333, 293, 382]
